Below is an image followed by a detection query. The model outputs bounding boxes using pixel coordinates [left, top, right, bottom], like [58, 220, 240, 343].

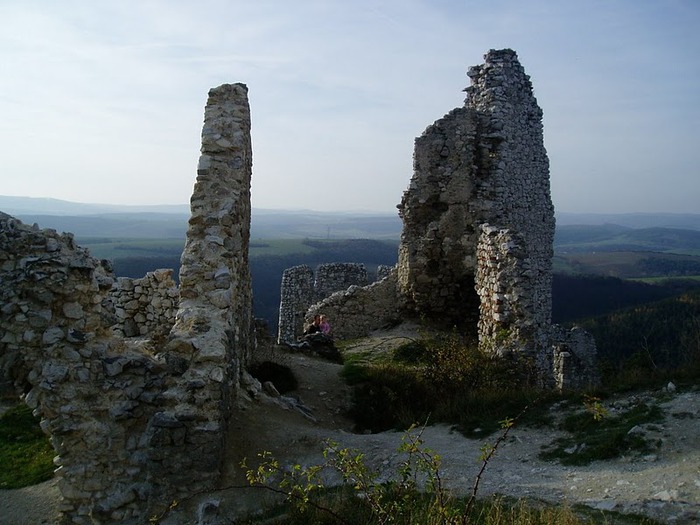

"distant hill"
[1, 195, 699, 240]
[555, 225, 700, 254]
[0, 195, 190, 215]
[0, 200, 401, 241]
[556, 212, 700, 230]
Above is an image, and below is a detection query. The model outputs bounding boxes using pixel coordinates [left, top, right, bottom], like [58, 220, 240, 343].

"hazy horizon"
[2, 194, 700, 219]
[1, 1, 699, 215]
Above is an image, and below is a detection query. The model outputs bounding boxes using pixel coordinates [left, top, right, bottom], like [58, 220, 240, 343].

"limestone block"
[42, 327, 64, 344]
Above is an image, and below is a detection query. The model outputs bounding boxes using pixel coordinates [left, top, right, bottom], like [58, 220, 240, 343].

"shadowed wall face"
[397, 49, 554, 350]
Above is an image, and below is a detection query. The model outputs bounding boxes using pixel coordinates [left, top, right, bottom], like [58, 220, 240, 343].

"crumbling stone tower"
[397, 49, 564, 380]
[282, 49, 596, 388]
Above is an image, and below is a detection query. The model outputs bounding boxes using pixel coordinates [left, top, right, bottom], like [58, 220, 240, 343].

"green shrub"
[240, 428, 620, 525]
[343, 333, 545, 436]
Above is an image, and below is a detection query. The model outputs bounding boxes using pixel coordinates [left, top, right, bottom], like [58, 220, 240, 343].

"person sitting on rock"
[303, 314, 322, 335]
[320, 315, 331, 335]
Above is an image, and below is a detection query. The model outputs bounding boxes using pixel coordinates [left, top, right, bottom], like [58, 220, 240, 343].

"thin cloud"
[0, 0, 698, 212]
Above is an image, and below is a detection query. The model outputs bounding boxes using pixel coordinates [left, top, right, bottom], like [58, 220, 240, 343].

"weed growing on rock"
[539, 398, 664, 465]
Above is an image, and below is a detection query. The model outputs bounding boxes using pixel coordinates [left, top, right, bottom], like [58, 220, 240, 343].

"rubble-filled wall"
[0, 82, 256, 523]
[0, 214, 167, 523]
[377, 264, 395, 281]
[397, 104, 481, 331]
[314, 49, 597, 389]
[396, 50, 548, 354]
[397, 48, 554, 343]
[466, 49, 555, 358]
[314, 262, 367, 302]
[110, 269, 178, 338]
[277, 265, 314, 344]
[552, 326, 599, 390]
[153, 82, 254, 505]
[307, 269, 401, 339]
[277, 262, 368, 343]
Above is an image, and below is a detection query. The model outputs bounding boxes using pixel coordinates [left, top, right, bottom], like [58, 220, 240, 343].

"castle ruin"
[0, 49, 598, 525]
[276, 262, 368, 343]
[302, 49, 598, 388]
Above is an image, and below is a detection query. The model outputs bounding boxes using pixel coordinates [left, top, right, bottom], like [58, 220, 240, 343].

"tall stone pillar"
[466, 49, 555, 360]
[150, 83, 254, 506]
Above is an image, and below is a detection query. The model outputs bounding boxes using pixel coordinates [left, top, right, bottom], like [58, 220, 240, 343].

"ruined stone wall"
[0, 82, 256, 523]
[307, 269, 401, 340]
[377, 264, 394, 281]
[465, 49, 555, 355]
[154, 82, 254, 504]
[552, 326, 600, 391]
[277, 265, 314, 344]
[314, 262, 367, 302]
[277, 262, 369, 343]
[397, 105, 481, 330]
[397, 49, 554, 345]
[110, 269, 178, 338]
[0, 214, 167, 523]
[334, 49, 595, 388]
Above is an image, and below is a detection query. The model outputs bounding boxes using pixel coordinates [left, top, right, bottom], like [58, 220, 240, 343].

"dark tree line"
[111, 249, 700, 368]
[111, 239, 400, 334]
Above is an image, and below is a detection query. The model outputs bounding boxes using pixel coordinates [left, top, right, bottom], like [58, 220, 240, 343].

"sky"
[0, 1, 698, 215]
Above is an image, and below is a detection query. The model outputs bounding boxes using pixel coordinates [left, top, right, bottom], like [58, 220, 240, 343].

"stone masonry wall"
[277, 262, 368, 343]
[0, 214, 168, 523]
[0, 82, 256, 523]
[153, 82, 254, 507]
[397, 105, 481, 331]
[465, 49, 555, 358]
[395, 50, 555, 370]
[314, 262, 367, 303]
[110, 269, 178, 338]
[277, 265, 314, 344]
[307, 269, 401, 340]
[319, 49, 597, 388]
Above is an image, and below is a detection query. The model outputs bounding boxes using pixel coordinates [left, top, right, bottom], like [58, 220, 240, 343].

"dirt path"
[2, 327, 699, 524]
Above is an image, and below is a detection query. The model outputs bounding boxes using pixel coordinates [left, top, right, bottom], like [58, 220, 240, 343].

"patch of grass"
[346, 363, 432, 432]
[0, 404, 55, 489]
[392, 340, 429, 364]
[439, 388, 557, 438]
[539, 401, 664, 466]
[341, 333, 553, 436]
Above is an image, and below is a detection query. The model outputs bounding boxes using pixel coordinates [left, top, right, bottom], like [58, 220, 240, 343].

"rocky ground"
[1, 324, 699, 524]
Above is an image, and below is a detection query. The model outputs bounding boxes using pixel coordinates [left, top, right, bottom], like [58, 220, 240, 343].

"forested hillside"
[107, 238, 399, 332]
[577, 289, 700, 380]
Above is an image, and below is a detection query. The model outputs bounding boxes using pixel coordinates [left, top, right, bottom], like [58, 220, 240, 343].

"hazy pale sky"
[1, 0, 698, 214]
